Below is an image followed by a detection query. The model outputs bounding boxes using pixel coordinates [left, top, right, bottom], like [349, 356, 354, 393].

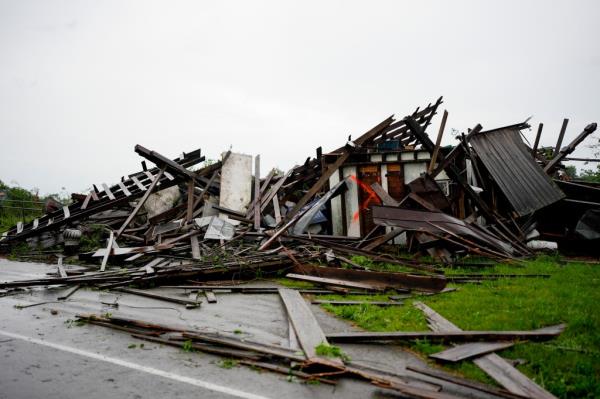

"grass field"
[302, 255, 600, 398]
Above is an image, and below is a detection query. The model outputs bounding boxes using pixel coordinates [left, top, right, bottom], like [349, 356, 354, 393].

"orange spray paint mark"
[348, 175, 382, 222]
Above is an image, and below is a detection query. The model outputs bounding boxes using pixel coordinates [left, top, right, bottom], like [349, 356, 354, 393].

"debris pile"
[0, 97, 596, 398]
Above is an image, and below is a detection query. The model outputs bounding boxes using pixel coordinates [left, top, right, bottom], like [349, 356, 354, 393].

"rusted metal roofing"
[470, 128, 565, 216]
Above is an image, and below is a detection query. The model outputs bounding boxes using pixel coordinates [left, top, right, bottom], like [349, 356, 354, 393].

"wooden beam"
[100, 231, 114, 272]
[428, 109, 448, 174]
[414, 302, 556, 399]
[278, 288, 339, 363]
[286, 116, 394, 219]
[553, 118, 569, 156]
[253, 155, 261, 229]
[544, 122, 597, 173]
[286, 273, 383, 291]
[531, 123, 543, 156]
[430, 342, 515, 363]
[115, 167, 165, 239]
[370, 182, 399, 206]
[326, 326, 565, 343]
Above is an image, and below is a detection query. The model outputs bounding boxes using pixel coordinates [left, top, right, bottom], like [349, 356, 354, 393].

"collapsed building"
[1, 97, 598, 261]
[0, 97, 597, 398]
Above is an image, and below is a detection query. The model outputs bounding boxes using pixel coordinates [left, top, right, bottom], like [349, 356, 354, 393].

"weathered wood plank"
[312, 300, 403, 306]
[326, 326, 564, 343]
[414, 302, 556, 399]
[117, 181, 132, 196]
[100, 231, 114, 272]
[278, 288, 328, 361]
[204, 290, 217, 303]
[430, 342, 514, 362]
[115, 167, 165, 238]
[286, 273, 382, 291]
[102, 183, 116, 200]
[57, 256, 67, 278]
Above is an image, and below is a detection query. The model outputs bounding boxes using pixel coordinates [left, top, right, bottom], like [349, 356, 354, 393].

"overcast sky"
[1, 0, 599, 195]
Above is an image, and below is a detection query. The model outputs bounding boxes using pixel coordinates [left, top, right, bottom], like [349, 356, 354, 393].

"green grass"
[317, 255, 600, 398]
[314, 342, 351, 362]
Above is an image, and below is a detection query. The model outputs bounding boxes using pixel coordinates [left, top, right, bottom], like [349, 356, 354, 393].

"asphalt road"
[0, 258, 495, 398]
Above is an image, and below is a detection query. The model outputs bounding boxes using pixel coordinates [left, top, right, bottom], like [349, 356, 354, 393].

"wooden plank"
[259, 169, 293, 213]
[57, 284, 81, 300]
[81, 192, 93, 210]
[135, 145, 199, 181]
[287, 116, 394, 219]
[204, 290, 217, 303]
[57, 256, 67, 278]
[428, 109, 448, 174]
[186, 179, 195, 221]
[114, 287, 200, 308]
[532, 123, 543, 156]
[164, 171, 175, 181]
[430, 342, 515, 362]
[278, 288, 329, 361]
[414, 302, 556, 399]
[312, 300, 403, 306]
[117, 181, 132, 196]
[363, 228, 404, 251]
[190, 235, 201, 260]
[102, 183, 116, 200]
[288, 319, 300, 350]
[286, 273, 383, 291]
[326, 326, 565, 343]
[371, 182, 399, 206]
[115, 167, 165, 238]
[131, 176, 146, 191]
[273, 196, 281, 224]
[253, 155, 261, 229]
[553, 118, 569, 156]
[100, 231, 114, 272]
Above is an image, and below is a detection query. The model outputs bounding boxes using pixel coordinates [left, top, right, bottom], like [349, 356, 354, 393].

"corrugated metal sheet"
[470, 128, 565, 216]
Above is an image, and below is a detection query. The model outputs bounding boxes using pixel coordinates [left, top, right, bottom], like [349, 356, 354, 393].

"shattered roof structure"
[470, 127, 565, 216]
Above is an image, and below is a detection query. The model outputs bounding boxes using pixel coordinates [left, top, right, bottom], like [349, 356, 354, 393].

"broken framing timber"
[57, 284, 81, 300]
[100, 231, 115, 272]
[428, 109, 448, 174]
[289, 263, 446, 292]
[204, 290, 217, 303]
[429, 342, 515, 363]
[115, 167, 166, 238]
[113, 287, 200, 308]
[278, 288, 337, 362]
[371, 182, 400, 206]
[414, 302, 556, 399]
[311, 300, 403, 306]
[287, 273, 384, 291]
[325, 325, 565, 343]
[286, 116, 394, 219]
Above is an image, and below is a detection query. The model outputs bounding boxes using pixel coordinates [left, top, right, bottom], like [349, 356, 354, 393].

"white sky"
[1, 0, 599, 195]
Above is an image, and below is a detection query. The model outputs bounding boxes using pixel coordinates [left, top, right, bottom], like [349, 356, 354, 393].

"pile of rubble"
[0, 97, 597, 398]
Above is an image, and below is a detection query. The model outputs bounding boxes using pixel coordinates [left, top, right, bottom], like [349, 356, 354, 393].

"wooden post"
[115, 167, 165, 238]
[532, 123, 543, 156]
[428, 109, 448, 174]
[253, 155, 261, 230]
[554, 118, 569, 156]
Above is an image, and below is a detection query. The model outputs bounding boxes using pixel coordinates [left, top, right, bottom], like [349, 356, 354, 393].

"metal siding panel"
[470, 129, 564, 216]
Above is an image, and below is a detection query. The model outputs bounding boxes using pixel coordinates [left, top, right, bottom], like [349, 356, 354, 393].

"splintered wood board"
[413, 302, 556, 399]
[429, 342, 514, 362]
[278, 288, 327, 360]
[286, 273, 381, 291]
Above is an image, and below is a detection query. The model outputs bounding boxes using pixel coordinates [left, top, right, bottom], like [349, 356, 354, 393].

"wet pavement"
[0, 258, 495, 398]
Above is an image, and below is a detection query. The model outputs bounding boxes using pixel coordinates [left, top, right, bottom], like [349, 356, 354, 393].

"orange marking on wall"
[348, 175, 381, 222]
